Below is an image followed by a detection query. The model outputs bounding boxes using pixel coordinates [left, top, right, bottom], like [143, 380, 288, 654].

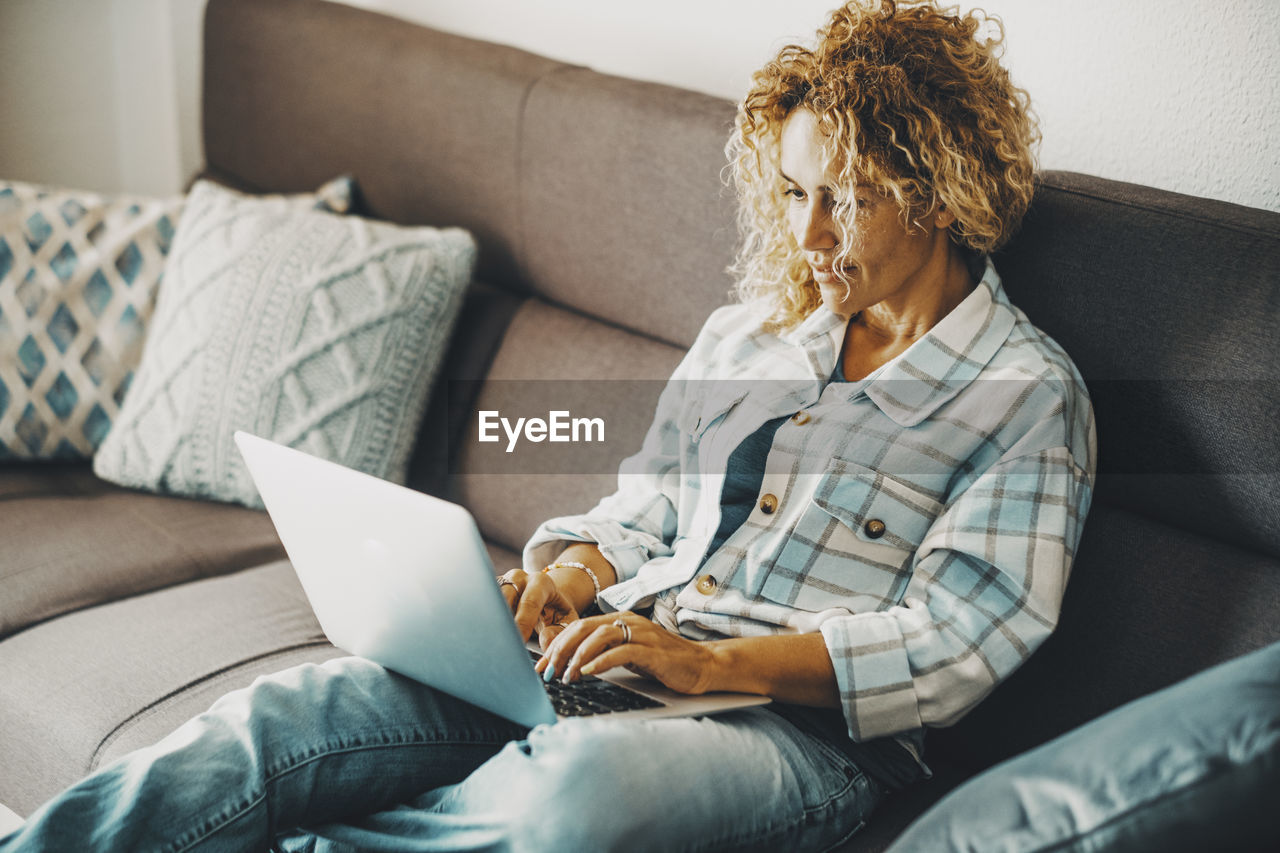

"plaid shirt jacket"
[524, 260, 1096, 743]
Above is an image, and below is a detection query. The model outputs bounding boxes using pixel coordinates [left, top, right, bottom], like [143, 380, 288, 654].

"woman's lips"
[812, 265, 855, 285]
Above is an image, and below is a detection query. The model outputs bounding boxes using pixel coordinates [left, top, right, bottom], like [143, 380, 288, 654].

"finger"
[497, 569, 525, 613]
[536, 618, 572, 652]
[564, 620, 633, 683]
[512, 574, 551, 641]
[539, 615, 608, 679]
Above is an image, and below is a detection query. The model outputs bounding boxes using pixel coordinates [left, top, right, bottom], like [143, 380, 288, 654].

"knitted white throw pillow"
[94, 180, 475, 507]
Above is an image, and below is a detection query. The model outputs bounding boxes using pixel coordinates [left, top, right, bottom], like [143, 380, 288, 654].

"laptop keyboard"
[530, 652, 664, 716]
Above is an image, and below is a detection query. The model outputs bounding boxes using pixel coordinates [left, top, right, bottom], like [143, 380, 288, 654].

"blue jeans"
[1, 657, 883, 852]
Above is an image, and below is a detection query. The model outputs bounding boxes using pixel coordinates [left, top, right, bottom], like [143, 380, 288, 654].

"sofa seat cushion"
[0, 559, 334, 813]
[0, 463, 284, 639]
[1, 536, 523, 816]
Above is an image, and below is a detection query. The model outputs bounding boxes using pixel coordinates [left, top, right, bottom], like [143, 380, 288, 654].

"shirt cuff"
[820, 611, 925, 741]
[522, 515, 662, 585]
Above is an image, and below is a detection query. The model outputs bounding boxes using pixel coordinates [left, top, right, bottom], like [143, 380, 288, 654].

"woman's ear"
[932, 203, 957, 230]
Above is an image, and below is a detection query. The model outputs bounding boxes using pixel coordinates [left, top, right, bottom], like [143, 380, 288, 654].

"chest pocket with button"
[757, 459, 942, 614]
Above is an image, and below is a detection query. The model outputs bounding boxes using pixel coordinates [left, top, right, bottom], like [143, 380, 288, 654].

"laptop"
[234, 431, 770, 728]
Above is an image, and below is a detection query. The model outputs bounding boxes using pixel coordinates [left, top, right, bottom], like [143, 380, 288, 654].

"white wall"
[2, 0, 1277, 212]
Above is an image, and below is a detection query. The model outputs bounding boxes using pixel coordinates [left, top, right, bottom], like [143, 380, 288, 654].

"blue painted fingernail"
[543, 666, 555, 683]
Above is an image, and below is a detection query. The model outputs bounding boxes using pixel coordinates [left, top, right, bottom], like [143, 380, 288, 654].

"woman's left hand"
[535, 612, 719, 695]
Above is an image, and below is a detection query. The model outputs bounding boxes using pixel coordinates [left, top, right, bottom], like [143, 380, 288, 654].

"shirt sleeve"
[819, 441, 1095, 741]
[521, 373, 686, 583]
[521, 307, 740, 581]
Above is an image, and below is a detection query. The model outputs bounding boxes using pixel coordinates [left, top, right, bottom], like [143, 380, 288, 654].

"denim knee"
[438, 720, 654, 853]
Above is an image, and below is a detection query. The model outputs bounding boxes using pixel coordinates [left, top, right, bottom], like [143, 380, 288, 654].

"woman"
[3, 1, 1094, 850]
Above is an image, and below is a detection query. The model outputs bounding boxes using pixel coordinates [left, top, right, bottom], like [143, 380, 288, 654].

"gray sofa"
[2, 0, 1278, 849]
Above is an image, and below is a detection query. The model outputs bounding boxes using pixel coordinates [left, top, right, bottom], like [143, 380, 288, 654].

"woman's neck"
[840, 248, 976, 381]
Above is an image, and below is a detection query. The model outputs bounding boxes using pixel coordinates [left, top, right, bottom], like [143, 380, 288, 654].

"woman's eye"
[783, 187, 804, 201]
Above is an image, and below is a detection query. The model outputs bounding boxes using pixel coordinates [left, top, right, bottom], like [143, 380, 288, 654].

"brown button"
[864, 519, 886, 539]
[696, 574, 718, 595]
[791, 410, 812, 425]
[759, 493, 778, 514]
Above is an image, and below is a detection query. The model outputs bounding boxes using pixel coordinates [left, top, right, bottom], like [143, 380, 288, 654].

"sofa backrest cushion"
[998, 171, 1280, 558]
[518, 68, 740, 347]
[203, 0, 741, 352]
[203, 0, 567, 289]
[450, 299, 685, 552]
[932, 172, 1280, 771]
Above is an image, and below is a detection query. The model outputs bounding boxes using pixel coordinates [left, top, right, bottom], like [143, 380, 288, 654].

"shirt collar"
[784, 258, 1018, 427]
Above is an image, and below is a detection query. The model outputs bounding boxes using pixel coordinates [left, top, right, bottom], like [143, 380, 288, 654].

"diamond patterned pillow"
[0, 181, 183, 459]
[93, 180, 476, 508]
[0, 177, 358, 461]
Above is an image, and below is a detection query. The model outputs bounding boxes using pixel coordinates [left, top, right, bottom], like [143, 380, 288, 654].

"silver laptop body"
[234, 431, 770, 728]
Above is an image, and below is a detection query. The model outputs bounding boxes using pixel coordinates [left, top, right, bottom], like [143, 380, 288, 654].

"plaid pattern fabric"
[525, 261, 1096, 741]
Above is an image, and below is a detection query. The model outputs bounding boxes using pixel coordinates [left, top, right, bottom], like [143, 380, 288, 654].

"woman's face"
[779, 108, 957, 322]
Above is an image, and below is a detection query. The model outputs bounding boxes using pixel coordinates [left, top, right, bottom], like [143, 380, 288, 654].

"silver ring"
[613, 618, 632, 644]
[497, 573, 519, 593]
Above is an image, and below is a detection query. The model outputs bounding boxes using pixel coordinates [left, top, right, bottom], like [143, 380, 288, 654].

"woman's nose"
[797, 201, 837, 251]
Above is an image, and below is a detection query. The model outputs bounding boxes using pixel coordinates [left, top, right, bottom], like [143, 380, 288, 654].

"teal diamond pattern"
[45, 371, 79, 420]
[1, 179, 189, 459]
[115, 242, 143, 285]
[17, 335, 46, 388]
[15, 403, 47, 453]
[117, 304, 143, 346]
[47, 303, 79, 353]
[81, 339, 107, 385]
[25, 211, 52, 253]
[83, 403, 111, 449]
[157, 215, 175, 253]
[50, 241, 78, 281]
[59, 198, 87, 226]
[16, 269, 44, 317]
[84, 270, 113, 317]
[53, 439, 81, 459]
[113, 371, 134, 407]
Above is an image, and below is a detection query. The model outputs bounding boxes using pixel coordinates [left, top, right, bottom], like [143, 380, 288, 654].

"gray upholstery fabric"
[0, 561, 333, 813]
[930, 501, 1280, 774]
[519, 68, 740, 347]
[202, 0, 569, 288]
[995, 171, 1280, 557]
[0, 464, 283, 639]
[405, 280, 526, 498]
[0, 535, 521, 817]
[452, 299, 684, 552]
[928, 171, 1280, 776]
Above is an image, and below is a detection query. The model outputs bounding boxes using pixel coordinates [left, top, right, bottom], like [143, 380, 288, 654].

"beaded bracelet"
[542, 560, 601, 596]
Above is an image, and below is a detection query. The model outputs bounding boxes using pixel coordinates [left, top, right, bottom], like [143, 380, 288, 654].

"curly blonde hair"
[727, 0, 1039, 330]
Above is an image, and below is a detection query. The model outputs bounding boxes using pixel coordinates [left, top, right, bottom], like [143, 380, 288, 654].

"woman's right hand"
[498, 569, 579, 651]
